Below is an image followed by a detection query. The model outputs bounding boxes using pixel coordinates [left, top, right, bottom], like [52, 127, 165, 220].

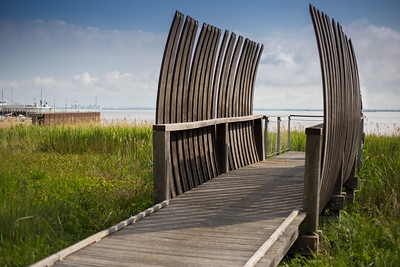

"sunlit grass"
[282, 127, 400, 266]
[0, 122, 153, 266]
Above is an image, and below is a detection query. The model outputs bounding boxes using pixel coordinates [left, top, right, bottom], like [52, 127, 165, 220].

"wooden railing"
[153, 115, 264, 203]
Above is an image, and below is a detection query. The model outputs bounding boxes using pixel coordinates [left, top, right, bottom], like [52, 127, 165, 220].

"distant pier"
[0, 105, 100, 125]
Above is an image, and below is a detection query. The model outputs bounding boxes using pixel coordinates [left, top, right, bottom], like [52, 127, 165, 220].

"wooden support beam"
[290, 234, 321, 255]
[153, 130, 171, 204]
[326, 194, 346, 210]
[294, 125, 323, 254]
[303, 126, 323, 234]
[344, 176, 359, 189]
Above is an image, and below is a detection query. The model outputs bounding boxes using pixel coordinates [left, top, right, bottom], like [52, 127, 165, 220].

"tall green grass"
[0, 123, 153, 266]
[282, 132, 400, 266]
[2, 122, 399, 266]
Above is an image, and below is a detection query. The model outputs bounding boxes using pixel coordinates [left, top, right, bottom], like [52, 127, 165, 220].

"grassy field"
[1, 122, 399, 266]
[282, 132, 400, 266]
[0, 122, 154, 266]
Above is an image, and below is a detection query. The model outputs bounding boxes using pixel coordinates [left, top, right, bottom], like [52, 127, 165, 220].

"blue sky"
[1, 0, 399, 109]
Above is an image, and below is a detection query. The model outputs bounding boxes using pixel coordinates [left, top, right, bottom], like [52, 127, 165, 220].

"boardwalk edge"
[29, 200, 170, 267]
[243, 208, 302, 267]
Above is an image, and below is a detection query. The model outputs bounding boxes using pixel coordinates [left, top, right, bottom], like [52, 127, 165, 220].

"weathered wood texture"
[310, 5, 363, 213]
[154, 11, 264, 200]
[54, 152, 306, 267]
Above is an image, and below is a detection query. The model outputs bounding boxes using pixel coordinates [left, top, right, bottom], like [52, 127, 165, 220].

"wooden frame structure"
[297, 5, 363, 251]
[154, 11, 264, 203]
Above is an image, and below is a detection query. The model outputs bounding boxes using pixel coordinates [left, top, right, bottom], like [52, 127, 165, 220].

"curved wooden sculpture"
[154, 11, 263, 200]
[310, 5, 363, 213]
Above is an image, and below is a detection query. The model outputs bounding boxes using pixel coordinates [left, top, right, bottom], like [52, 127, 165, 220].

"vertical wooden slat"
[170, 132, 183, 195]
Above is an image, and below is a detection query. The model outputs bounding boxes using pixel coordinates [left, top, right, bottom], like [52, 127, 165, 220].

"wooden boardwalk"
[53, 152, 305, 267]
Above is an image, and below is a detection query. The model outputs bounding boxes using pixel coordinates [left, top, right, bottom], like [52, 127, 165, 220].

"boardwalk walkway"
[51, 152, 306, 267]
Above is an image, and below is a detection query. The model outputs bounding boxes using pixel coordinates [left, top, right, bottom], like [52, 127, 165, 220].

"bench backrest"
[310, 5, 363, 213]
[153, 11, 264, 203]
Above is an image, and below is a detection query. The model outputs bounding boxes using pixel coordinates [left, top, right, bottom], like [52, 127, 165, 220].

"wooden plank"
[33, 201, 169, 267]
[256, 213, 306, 267]
[48, 152, 305, 267]
[243, 208, 301, 267]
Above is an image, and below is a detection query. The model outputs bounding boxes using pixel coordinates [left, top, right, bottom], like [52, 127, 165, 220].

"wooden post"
[254, 118, 265, 161]
[264, 116, 269, 157]
[303, 126, 322, 234]
[216, 123, 229, 174]
[277, 117, 281, 155]
[292, 125, 323, 254]
[153, 128, 171, 204]
[288, 116, 291, 151]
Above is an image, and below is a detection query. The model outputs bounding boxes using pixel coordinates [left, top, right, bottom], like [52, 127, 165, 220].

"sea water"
[99, 109, 400, 135]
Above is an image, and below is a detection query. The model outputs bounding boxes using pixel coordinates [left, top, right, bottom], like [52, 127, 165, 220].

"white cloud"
[1, 18, 399, 110]
[0, 70, 158, 108]
[346, 20, 400, 109]
[253, 27, 323, 109]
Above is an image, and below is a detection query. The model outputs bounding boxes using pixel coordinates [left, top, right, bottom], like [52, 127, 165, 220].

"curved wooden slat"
[232, 39, 249, 117]
[205, 28, 221, 178]
[188, 23, 207, 122]
[217, 33, 237, 118]
[226, 36, 244, 118]
[199, 26, 219, 181]
[242, 41, 256, 117]
[249, 44, 263, 115]
[310, 5, 363, 212]
[171, 17, 197, 194]
[211, 30, 228, 120]
[156, 11, 184, 124]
